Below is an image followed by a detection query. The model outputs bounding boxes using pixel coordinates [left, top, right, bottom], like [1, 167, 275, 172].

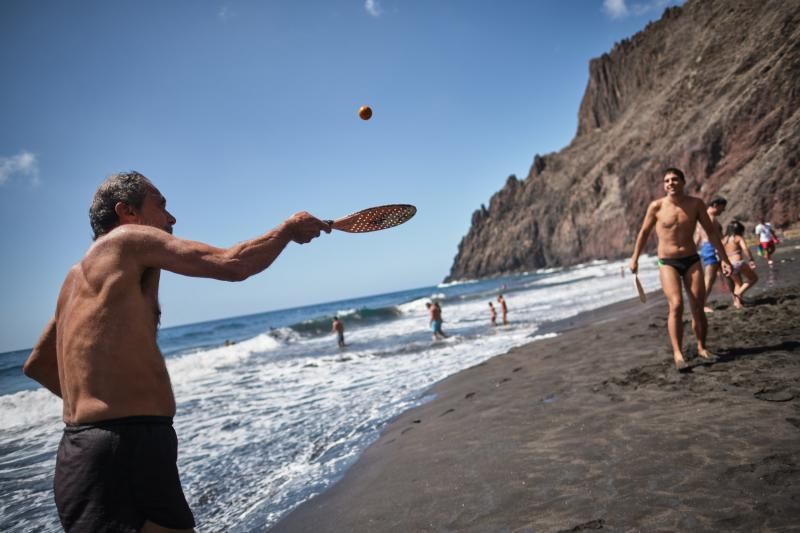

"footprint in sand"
[754, 389, 795, 402]
[557, 518, 605, 532]
[465, 392, 477, 400]
[400, 420, 422, 435]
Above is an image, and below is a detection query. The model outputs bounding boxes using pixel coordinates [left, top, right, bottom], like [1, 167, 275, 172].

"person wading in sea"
[332, 316, 346, 348]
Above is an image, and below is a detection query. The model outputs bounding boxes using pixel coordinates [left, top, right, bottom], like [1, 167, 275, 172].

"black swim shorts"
[54, 416, 195, 532]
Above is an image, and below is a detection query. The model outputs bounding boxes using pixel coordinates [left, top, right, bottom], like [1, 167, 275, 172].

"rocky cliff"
[446, 0, 800, 282]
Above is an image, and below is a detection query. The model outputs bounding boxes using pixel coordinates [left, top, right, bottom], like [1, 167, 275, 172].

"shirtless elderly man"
[23, 171, 330, 532]
[630, 168, 731, 371]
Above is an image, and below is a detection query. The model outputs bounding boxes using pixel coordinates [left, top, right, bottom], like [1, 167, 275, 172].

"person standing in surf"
[497, 294, 508, 325]
[489, 302, 497, 326]
[426, 302, 447, 340]
[332, 316, 346, 348]
[629, 168, 732, 372]
[22, 171, 330, 532]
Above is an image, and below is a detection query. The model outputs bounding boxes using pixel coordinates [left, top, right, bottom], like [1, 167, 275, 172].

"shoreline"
[271, 241, 800, 532]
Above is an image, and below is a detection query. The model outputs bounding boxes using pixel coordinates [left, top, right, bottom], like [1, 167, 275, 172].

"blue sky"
[0, 0, 682, 352]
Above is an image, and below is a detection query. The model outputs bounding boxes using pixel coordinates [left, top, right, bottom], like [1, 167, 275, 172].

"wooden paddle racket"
[633, 273, 647, 303]
[326, 204, 416, 233]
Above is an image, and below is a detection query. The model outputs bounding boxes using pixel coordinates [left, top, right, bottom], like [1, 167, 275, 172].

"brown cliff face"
[446, 0, 800, 282]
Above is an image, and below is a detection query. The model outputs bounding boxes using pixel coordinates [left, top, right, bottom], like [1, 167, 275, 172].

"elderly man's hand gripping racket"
[326, 204, 417, 233]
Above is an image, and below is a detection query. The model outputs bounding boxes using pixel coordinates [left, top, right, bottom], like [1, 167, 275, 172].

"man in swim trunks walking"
[695, 196, 727, 313]
[630, 168, 732, 371]
[23, 171, 330, 532]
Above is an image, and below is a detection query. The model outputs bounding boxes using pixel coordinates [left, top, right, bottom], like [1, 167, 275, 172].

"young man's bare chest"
[657, 200, 696, 233]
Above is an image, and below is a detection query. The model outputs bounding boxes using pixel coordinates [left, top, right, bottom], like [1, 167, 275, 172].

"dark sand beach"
[273, 242, 800, 532]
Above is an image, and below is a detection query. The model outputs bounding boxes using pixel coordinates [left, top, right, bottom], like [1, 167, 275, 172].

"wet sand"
[272, 242, 800, 532]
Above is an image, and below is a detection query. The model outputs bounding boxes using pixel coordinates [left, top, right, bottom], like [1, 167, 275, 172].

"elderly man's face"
[136, 184, 176, 234]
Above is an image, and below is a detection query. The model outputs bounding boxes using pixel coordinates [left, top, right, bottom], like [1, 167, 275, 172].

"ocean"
[0, 256, 661, 532]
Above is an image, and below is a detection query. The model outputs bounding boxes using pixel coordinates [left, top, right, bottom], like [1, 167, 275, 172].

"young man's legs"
[684, 262, 712, 358]
[659, 265, 686, 367]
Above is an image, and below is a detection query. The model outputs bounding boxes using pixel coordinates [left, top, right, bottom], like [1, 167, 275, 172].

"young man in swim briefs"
[695, 196, 727, 313]
[23, 171, 330, 532]
[630, 168, 732, 371]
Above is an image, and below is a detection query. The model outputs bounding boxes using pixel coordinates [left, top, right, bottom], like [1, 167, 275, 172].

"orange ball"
[358, 105, 372, 120]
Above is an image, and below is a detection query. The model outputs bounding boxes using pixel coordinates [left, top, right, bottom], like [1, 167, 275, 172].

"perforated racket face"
[332, 204, 417, 233]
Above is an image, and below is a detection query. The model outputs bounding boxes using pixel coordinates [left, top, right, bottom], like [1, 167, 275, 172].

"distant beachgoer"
[489, 302, 497, 326]
[630, 167, 731, 372]
[724, 221, 758, 309]
[755, 222, 778, 266]
[620, 265, 625, 278]
[332, 316, 346, 348]
[695, 196, 727, 312]
[22, 171, 330, 531]
[497, 294, 508, 325]
[426, 302, 447, 340]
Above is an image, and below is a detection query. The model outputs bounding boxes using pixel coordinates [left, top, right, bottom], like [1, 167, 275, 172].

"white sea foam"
[437, 278, 479, 288]
[0, 388, 61, 430]
[397, 297, 432, 315]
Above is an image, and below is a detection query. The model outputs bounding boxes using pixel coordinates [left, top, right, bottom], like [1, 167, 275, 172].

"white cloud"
[605, 0, 683, 19]
[218, 4, 235, 22]
[0, 151, 40, 187]
[365, 0, 382, 17]
[604, 0, 629, 18]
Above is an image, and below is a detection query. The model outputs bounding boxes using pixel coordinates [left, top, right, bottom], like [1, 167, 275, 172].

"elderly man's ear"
[115, 202, 139, 224]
